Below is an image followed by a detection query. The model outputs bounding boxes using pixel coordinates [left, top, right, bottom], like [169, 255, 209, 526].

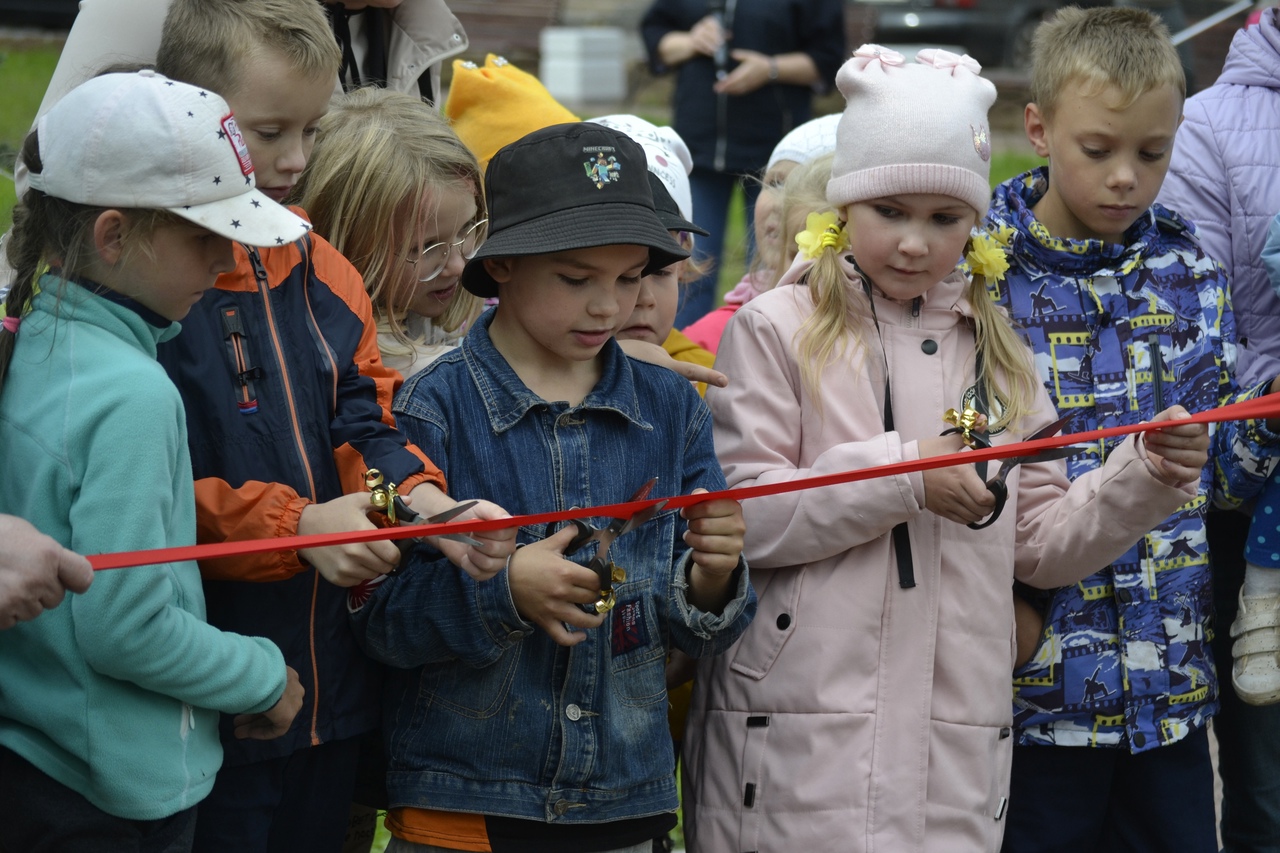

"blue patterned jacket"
[987, 169, 1279, 753]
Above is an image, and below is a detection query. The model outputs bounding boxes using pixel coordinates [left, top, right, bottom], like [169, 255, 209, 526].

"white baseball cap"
[588, 114, 696, 223]
[28, 70, 311, 248]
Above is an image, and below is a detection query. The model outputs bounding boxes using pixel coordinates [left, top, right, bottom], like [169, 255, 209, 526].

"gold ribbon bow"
[365, 469, 400, 523]
[943, 407, 988, 449]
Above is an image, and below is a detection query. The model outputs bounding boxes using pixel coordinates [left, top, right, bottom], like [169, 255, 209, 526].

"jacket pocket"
[421, 644, 522, 719]
[609, 578, 667, 708]
[729, 566, 804, 680]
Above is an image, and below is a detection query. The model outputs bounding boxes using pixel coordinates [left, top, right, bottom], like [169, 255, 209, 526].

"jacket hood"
[1218, 8, 1280, 88]
[988, 168, 1191, 280]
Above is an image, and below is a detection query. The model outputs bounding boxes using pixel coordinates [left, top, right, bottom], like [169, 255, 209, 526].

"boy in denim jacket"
[350, 123, 755, 853]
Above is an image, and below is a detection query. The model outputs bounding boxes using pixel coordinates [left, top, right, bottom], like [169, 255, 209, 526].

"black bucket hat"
[647, 171, 709, 237]
[461, 123, 691, 298]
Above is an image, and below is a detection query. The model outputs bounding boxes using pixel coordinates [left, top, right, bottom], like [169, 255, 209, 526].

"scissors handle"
[968, 478, 1008, 531]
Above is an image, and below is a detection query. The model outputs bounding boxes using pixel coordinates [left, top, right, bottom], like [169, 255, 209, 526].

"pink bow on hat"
[915, 48, 983, 77]
[851, 44, 905, 71]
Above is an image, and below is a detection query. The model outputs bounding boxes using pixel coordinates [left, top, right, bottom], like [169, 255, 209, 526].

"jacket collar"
[31, 274, 181, 355]
[461, 309, 652, 435]
[988, 168, 1185, 280]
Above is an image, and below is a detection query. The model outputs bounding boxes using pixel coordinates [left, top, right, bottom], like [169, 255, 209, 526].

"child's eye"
[256, 130, 281, 142]
[303, 126, 320, 139]
[1082, 147, 1106, 159]
[874, 205, 900, 219]
[558, 275, 588, 287]
[933, 214, 961, 226]
[1140, 150, 1167, 163]
[619, 275, 643, 286]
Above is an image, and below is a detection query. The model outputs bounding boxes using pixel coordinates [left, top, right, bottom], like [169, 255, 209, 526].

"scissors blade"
[1026, 414, 1072, 443]
[589, 479, 663, 585]
[393, 496, 482, 546]
[999, 445, 1087, 476]
[993, 416, 1075, 480]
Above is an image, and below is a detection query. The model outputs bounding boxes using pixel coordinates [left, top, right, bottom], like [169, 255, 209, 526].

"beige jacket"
[682, 261, 1196, 853]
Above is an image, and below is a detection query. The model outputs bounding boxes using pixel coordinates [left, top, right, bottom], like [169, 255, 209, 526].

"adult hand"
[0, 515, 93, 629]
[689, 14, 727, 58]
[713, 49, 773, 96]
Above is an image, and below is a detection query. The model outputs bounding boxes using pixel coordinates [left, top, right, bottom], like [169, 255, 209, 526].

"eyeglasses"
[406, 218, 488, 282]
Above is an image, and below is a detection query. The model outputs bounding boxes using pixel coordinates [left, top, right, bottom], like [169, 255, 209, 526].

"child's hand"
[233, 665, 304, 740]
[1141, 405, 1209, 486]
[616, 338, 729, 389]
[298, 493, 401, 587]
[919, 434, 997, 525]
[507, 526, 607, 646]
[683, 489, 746, 613]
[422, 497, 519, 583]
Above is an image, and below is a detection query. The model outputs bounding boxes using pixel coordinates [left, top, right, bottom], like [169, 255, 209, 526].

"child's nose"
[277, 137, 308, 177]
[1107, 160, 1138, 190]
[634, 278, 657, 308]
[898, 229, 928, 256]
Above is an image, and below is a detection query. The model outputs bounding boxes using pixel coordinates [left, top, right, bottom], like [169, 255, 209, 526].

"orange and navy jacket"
[157, 214, 444, 766]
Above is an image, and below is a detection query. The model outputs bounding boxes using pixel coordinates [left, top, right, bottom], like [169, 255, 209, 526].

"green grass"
[0, 40, 63, 231]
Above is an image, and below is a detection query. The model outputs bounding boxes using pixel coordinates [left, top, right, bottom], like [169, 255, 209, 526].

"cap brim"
[461, 202, 690, 298]
[170, 188, 312, 247]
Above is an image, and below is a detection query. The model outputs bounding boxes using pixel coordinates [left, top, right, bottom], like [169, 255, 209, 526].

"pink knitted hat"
[826, 45, 997, 217]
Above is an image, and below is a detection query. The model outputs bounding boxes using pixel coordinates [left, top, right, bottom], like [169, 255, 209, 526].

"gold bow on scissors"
[943, 407, 988, 449]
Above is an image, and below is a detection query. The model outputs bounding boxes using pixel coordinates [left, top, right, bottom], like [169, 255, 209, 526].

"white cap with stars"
[28, 70, 311, 248]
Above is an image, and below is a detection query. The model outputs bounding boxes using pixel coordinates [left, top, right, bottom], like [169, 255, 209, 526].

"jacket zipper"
[712, 0, 738, 172]
[249, 247, 325, 747]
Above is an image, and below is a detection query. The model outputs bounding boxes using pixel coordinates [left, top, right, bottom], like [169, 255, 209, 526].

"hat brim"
[462, 202, 690, 298]
[654, 208, 709, 238]
[169, 187, 312, 247]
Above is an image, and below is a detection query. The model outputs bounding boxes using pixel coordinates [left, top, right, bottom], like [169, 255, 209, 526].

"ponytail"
[794, 215, 870, 407]
[967, 269, 1039, 433]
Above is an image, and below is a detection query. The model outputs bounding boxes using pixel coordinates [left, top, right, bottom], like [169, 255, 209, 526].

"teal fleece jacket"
[0, 277, 287, 820]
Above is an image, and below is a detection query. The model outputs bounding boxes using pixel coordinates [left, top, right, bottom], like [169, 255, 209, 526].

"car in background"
[846, 0, 1071, 68]
[0, 0, 78, 29]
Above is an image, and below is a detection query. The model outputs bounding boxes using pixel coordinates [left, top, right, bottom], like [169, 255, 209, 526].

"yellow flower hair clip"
[795, 211, 848, 260]
[966, 230, 1010, 284]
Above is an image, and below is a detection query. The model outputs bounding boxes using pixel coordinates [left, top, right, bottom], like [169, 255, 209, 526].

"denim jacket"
[350, 310, 756, 824]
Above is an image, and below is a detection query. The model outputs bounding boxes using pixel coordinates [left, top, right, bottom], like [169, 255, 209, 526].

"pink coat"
[682, 261, 1196, 853]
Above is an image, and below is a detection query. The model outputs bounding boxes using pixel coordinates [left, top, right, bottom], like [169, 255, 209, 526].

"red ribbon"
[87, 393, 1280, 570]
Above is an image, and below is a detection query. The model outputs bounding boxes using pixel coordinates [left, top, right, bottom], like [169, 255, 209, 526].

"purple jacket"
[1159, 9, 1280, 363]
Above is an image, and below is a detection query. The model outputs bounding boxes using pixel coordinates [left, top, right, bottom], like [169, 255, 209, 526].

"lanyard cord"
[858, 270, 918, 589]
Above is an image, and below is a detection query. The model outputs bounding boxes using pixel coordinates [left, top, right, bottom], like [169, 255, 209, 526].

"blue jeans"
[676, 167, 762, 328]
[0, 746, 197, 853]
[1209, 509, 1280, 853]
[1000, 728, 1217, 852]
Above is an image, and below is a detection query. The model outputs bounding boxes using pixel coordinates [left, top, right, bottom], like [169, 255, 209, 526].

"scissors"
[364, 469, 483, 552]
[564, 477, 667, 614]
[968, 415, 1085, 530]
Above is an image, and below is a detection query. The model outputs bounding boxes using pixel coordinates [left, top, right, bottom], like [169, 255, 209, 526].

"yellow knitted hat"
[445, 54, 580, 170]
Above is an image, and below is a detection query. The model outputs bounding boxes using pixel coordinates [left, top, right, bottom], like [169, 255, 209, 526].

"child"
[682, 45, 1209, 853]
[293, 86, 485, 378]
[983, 9, 1280, 850]
[150, 1, 517, 849]
[0, 71, 304, 852]
[682, 114, 839, 354]
[349, 122, 756, 853]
